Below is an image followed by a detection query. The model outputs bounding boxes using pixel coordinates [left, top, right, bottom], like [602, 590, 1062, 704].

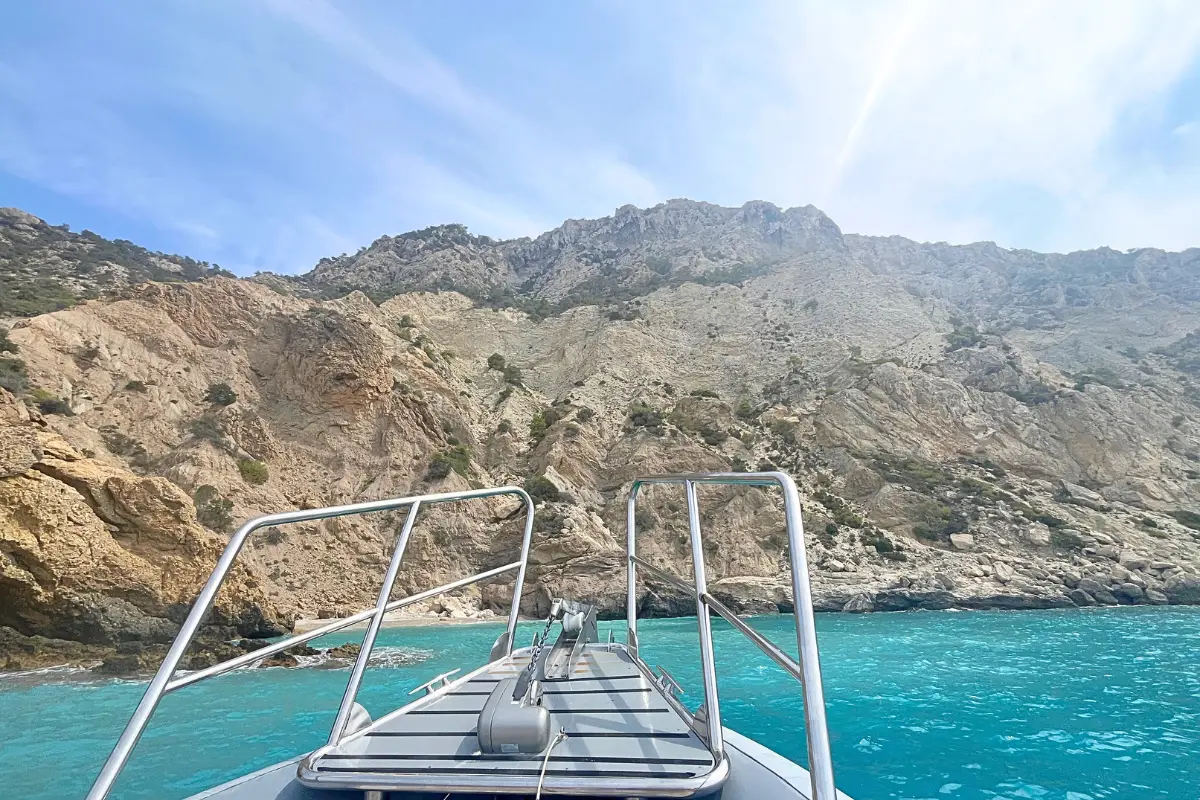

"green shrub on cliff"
[1172, 510, 1200, 531]
[427, 455, 453, 479]
[204, 382, 237, 406]
[525, 474, 561, 504]
[0, 358, 28, 394]
[427, 445, 471, 480]
[193, 485, 234, 533]
[237, 458, 269, 485]
[815, 489, 863, 528]
[627, 403, 664, 434]
[502, 364, 524, 386]
[188, 415, 226, 446]
[530, 408, 564, 443]
[31, 388, 72, 416]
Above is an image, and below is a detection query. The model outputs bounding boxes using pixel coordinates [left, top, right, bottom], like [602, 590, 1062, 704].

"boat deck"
[297, 643, 724, 796]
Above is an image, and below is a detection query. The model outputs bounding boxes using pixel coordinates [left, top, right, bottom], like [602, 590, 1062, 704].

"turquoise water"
[1, 607, 1198, 799]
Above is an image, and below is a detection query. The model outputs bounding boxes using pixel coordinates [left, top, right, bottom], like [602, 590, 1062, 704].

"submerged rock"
[259, 644, 319, 668]
[326, 643, 362, 660]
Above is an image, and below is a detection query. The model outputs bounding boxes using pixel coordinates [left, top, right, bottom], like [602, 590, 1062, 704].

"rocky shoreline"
[813, 578, 1200, 613]
[703, 561, 1200, 616]
[815, 568, 1200, 615]
[6, 590, 1199, 680]
[0, 625, 373, 676]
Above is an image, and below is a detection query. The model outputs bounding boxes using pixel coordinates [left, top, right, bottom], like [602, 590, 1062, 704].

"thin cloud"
[2, 0, 1199, 270]
[637, 0, 1200, 249]
[0, 1, 661, 272]
[261, 0, 660, 228]
[825, 0, 934, 201]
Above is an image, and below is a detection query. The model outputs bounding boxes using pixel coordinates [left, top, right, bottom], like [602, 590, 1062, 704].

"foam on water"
[0, 663, 97, 688]
[286, 645, 432, 670]
[1, 606, 1197, 799]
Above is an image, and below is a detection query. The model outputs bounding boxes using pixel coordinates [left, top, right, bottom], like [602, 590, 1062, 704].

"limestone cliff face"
[0, 389, 284, 669]
[842, 234, 1200, 377]
[295, 200, 845, 308]
[2, 201, 1200, 670]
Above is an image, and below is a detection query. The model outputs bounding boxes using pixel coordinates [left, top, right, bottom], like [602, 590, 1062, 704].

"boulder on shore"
[1112, 583, 1144, 604]
[1078, 579, 1118, 605]
[1145, 589, 1169, 605]
[1067, 588, 1097, 607]
[842, 593, 874, 613]
[1163, 575, 1200, 605]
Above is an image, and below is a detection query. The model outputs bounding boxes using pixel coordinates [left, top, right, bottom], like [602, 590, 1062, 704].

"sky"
[2, 0, 1200, 275]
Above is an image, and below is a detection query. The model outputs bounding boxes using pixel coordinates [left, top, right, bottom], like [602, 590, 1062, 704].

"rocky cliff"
[0, 387, 285, 670]
[2, 200, 1199, 670]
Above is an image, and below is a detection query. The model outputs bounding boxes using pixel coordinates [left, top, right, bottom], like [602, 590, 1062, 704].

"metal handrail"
[627, 554, 809, 685]
[166, 561, 521, 692]
[625, 471, 837, 800]
[328, 500, 421, 744]
[702, 592, 808, 683]
[86, 485, 535, 800]
[630, 553, 694, 593]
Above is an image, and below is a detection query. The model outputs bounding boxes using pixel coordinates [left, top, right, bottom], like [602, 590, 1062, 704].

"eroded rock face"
[1164, 576, 1200, 605]
[0, 389, 285, 667]
[299, 201, 844, 304]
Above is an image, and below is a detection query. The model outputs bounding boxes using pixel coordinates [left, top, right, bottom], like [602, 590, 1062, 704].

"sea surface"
[1, 607, 1197, 800]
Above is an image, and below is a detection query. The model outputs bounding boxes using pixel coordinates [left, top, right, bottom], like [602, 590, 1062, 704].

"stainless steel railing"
[625, 472, 837, 800]
[86, 485, 535, 800]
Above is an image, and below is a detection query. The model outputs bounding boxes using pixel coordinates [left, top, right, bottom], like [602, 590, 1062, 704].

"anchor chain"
[514, 599, 563, 703]
[527, 601, 559, 675]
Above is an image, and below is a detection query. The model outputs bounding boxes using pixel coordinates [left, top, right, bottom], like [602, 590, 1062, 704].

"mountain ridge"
[266, 198, 1200, 370]
[0, 207, 231, 318]
[2, 199, 1200, 671]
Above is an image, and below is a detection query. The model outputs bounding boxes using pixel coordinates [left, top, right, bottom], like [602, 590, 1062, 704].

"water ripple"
[0, 606, 1196, 799]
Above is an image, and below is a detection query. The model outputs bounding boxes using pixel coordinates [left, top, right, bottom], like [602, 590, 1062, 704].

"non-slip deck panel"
[301, 643, 718, 794]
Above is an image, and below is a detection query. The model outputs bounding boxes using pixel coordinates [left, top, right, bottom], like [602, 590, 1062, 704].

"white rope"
[534, 727, 569, 800]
